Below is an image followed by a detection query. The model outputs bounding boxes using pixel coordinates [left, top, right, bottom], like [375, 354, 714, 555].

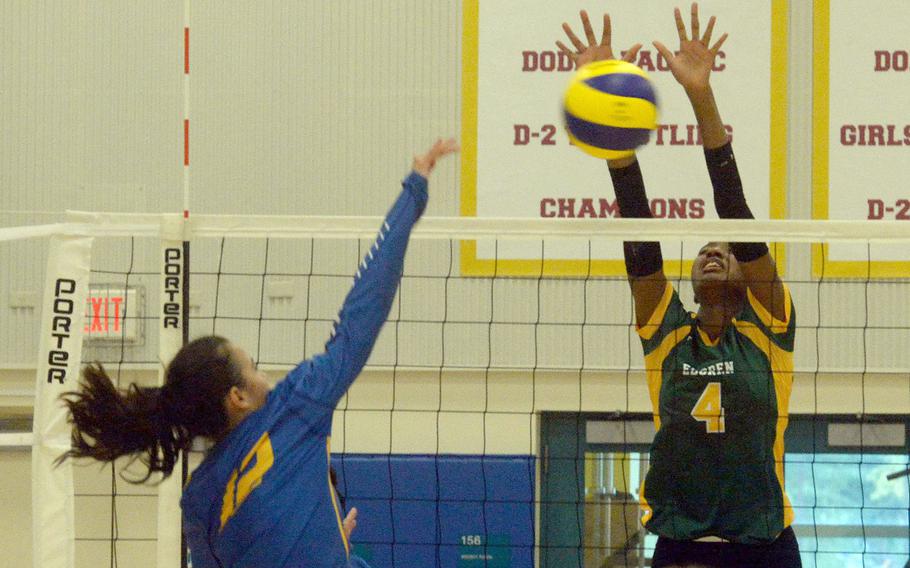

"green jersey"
[638, 282, 795, 544]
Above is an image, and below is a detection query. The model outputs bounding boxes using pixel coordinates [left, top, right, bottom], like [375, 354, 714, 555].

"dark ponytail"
[59, 335, 243, 482]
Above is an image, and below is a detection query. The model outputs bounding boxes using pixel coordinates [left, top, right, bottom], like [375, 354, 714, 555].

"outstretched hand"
[556, 11, 642, 69]
[653, 3, 727, 95]
[412, 138, 459, 178]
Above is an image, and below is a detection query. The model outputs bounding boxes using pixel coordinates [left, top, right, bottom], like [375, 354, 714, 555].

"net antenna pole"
[176, 0, 192, 565]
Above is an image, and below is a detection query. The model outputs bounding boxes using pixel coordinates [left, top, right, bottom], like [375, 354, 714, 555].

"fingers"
[674, 7, 687, 42]
[600, 13, 612, 48]
[343, 507, 358, 537]
[702, 15, 716, 45]
[709, 32, 728, 55]
[427, 138, 445, 158]
[413, 138, 458, 177]
[581, 10, 597, 46]
[435, 137, 459, 156]
[621, 43, 643, 63]
[426, 138, 459, 161]
[562, 21, 586, 52]
[652, 40, 674, 62]
[674, 4, 722, 49]
[555, 40, 575, 60]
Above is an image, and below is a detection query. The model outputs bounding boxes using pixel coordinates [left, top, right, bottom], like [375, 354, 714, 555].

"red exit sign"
[84, 287, 143, 343]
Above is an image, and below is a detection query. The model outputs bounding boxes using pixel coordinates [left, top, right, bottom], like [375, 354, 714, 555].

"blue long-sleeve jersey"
[181, 172, 428, 568]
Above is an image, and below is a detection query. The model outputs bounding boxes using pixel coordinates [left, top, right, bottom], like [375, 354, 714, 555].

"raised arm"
[557, 11, 666, 328]
[609, 161, 669, 329]
[300, 139, 458, 405]
[654, 3, 786, 320]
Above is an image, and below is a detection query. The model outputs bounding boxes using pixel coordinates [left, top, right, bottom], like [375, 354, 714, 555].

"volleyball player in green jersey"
[559, 5, 801, 567]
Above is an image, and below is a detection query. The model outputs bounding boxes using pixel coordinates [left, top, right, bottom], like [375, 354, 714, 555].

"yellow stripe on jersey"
[638, 282, 675, 341]
[732, 319, 795, 528]
[643, 324, 692, 431]
[746, 284, 792, 334]
[326, 437, 350, 557]
[696, 326, 721, 347]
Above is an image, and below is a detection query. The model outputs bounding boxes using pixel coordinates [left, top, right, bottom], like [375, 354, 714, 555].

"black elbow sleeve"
[706, 143, 769, 262]
[730, 242, 769, 264]
[609, 160, 653, 219]
[705, 142, 755, 220]
[624, 241, 664, 278]
[608, 161, 663, 277]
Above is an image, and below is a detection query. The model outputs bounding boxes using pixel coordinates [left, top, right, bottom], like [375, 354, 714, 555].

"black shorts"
[651, 526, 802, 568]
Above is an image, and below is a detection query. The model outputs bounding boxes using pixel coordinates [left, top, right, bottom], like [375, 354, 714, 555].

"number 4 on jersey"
[691, 382, 726, 434]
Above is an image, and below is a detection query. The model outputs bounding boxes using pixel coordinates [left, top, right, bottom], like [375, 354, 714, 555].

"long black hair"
[58, 335, 243, 482]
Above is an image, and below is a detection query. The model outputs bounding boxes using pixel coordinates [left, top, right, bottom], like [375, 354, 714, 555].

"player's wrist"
[607, 155, 637, 169]
[684, 82, 714, 103]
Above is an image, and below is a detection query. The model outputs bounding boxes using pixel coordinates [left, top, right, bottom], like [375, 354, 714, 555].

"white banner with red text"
[461, 0, 788, 276]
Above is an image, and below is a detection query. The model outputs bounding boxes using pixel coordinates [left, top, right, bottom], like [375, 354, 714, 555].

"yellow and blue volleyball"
[563, 60, 658, 159]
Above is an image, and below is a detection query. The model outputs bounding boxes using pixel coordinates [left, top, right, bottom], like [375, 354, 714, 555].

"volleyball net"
[7, 213, 910, 567]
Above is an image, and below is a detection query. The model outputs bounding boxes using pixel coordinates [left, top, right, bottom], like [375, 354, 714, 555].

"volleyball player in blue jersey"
[59, 138, 458, 568]
[559, 5, 801, 567]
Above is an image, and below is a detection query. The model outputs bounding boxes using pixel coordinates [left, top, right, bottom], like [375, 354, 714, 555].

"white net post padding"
[157, 216, 188, 568]
[32, 234, 93, 568]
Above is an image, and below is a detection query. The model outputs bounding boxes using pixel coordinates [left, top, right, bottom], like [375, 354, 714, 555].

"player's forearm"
[335, 172, 426, 336]
[705, 141, 769, 264]
[322, 173, 426, 388]
[608, 160, 664, 277]
[687, 85, 728, 150]
[705, 142, 751, 219]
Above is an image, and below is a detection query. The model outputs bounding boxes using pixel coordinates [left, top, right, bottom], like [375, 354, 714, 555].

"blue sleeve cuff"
[403, 171, 428, 212]
[404, 171, 428, 189]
